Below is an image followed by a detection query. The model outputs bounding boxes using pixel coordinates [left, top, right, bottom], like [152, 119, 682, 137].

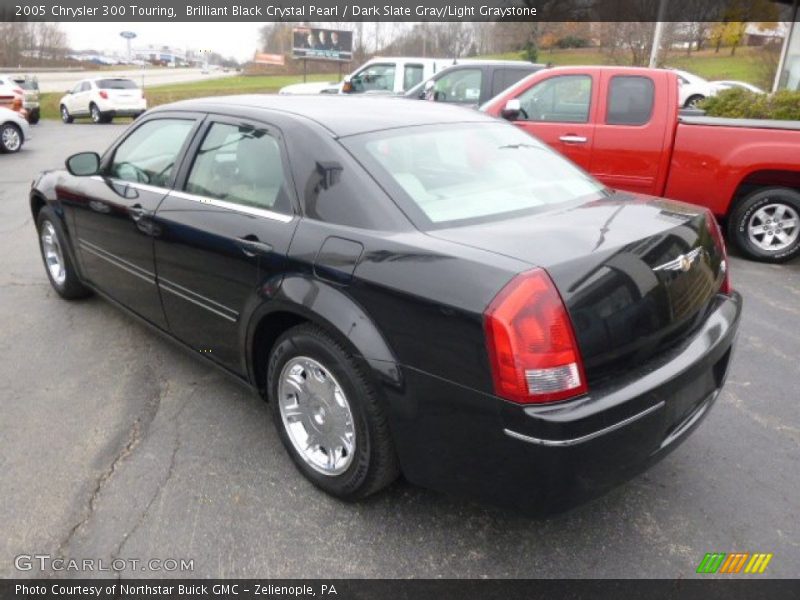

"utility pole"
[648, 0, 669, 68]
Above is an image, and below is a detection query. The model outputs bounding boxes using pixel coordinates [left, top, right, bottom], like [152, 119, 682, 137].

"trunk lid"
[427, 194, 726, 383]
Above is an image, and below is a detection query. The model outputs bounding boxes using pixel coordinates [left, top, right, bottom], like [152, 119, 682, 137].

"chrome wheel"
[1, 124, 21, 152]
[40, 220, 66, 286]
[91, 105, 101, 123]
[278, 356, 356, 476]
[748, 202, 799, 252]
[61, 106, 70, 122]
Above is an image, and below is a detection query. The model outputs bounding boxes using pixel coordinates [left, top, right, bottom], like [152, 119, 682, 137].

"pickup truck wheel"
[36, 206, 92, 299]
[267, 323, 399, 500]
[729, 187, 800, 263]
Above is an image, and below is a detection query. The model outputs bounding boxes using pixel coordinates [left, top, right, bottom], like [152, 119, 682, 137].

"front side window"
[109, 119, 194, 186]
[351, 64, 395, 93]
[432, 68, 482, 103]
[403, 64, 424, 91]
[516, 75, 592, 123]
[606, 75, 654, 125]
[71, 82, 83, 94]
[186, 122, 290, 213]
[343, 123, 605, 227]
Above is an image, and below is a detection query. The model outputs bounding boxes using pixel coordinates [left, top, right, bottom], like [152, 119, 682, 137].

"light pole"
[648, 0, 669, 68]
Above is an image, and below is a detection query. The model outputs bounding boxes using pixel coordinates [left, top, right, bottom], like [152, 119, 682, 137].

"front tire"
[728, 187, 800, 263]
[36, 206, 91, 299]
[267, 323, 399, 500]
[0, 123, 22, 153]
[60, 105, 73, 124]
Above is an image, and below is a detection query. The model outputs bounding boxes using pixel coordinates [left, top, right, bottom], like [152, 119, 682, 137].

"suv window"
[433, 68, 482, 103]
[109, 119, 194, 187]
[70, 82, 83, 94]
[80, 81, 92, 92]
[97, 78, 138, 90]
[186, 122, 290, 214]
[516, 75, 592, 123]
[351, 64, 395, 93]
[403, 64, 424, 91]
[491, 68, 535, 97]
[606, 75, 654, 125]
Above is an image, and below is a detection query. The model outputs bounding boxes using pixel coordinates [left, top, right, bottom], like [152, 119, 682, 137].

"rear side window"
[97, 79, 138, 90]
[606, 76, 654, 125]
[403, 64, 424, 90]
[185, 122, 291, 214]
[80, 81, 91, 92]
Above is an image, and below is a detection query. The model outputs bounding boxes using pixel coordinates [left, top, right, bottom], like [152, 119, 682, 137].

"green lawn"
[484, 46, 768, 86]
[39, 73, 333, 120]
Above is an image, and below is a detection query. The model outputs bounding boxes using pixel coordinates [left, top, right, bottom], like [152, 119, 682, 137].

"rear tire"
[685, 94, 705, 108]
[60, 105, 73, 124]
[267, 323, 399, 500]
[728, 187, 800, 263]
[90, 103, 103, 124]
[28, 108, 40, 125]
[36, 206, 91, 299]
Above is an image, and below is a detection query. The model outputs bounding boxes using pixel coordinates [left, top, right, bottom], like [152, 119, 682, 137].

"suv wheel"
[60, 105, 73, 124]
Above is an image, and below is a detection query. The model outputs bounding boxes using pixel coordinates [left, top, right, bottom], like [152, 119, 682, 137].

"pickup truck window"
[606, 75, 654, 126]
[491, 69, 533, 97]
[404, 64, 424, 91]
[351, 64, 395, 93]
[516, 74, 591, 123]
[433, 68, 482, 103]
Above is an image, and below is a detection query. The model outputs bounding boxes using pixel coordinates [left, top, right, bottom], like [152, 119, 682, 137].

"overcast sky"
[61, 22, 263, 61]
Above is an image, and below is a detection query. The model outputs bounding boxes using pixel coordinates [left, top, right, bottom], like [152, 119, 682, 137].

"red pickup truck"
[482, 66, 800, 263]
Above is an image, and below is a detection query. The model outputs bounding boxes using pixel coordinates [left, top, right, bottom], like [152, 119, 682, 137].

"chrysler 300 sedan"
[31, 96, 741, 512]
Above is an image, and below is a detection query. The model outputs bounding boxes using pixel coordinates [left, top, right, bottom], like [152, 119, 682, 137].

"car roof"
[160, 95, 497, 137]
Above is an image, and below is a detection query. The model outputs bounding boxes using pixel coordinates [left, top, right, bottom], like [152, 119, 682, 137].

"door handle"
[129, 203, 149, 220]
[237, 235, 273, 257]
[559, 135, 588, 144]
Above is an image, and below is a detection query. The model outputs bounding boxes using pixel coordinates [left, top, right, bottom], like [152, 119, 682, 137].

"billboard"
[253, 52, 285, 66]
[292, 27, 353, 62]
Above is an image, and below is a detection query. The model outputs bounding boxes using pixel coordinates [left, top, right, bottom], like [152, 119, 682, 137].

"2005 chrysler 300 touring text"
[30, 96, 742, 513]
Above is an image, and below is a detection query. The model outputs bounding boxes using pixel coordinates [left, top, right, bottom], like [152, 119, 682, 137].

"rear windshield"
[11, 78, 38, 90]
[97, 79, 138, 90]
[342, 122, 605, 228]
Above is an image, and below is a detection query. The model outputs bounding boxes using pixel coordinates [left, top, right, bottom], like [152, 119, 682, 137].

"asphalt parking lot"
[1, 120, 799, 579]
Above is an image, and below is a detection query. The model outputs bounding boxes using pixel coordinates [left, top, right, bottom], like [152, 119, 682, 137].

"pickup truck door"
[505, 72, 597, 170]
[589, 71, 673, 196]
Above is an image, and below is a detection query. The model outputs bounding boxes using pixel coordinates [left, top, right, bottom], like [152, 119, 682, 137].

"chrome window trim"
[503, 400, 666, 447]
[169, 190, 294, 223]
[78, 239, 155, 285]
[89, 175, 171, 196]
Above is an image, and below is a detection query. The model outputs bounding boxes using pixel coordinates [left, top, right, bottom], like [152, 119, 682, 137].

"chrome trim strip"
[158, 276, 238, 317]
[79, 238, 155, 279]
[169, 190, 294, 223]
[78, 242, 155, 285]
[503, 401, 666, 448]
[89, 175, 170, 196]
[158, 282, 237, 323]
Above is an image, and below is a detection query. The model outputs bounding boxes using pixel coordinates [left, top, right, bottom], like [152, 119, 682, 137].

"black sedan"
[30, 96, 741, 513]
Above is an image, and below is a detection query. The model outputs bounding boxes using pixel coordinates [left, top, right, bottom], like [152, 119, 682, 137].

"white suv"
[59, 78, 147, 124]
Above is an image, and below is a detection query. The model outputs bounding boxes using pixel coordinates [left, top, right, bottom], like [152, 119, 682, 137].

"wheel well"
[731, 170, 800, 212]
[251, 311, 309, 399]
[30, 193, 45, 221]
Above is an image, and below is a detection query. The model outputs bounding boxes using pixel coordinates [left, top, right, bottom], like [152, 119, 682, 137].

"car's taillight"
[484, 268, 588, 404]
[705, 210, 731, 294]
[99, 90, 109, 99]
[13, 87, 23, 95]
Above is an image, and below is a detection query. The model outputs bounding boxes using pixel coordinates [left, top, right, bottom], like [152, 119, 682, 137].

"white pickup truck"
[279, 57, 449, 95]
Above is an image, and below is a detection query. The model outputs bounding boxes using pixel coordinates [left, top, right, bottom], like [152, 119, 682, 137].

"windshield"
[342, 122, 606, 228]
[97, 79, 138, 90]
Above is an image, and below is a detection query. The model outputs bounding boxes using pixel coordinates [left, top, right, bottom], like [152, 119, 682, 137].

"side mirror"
[501, 99, 522, 121]
[66, 152, 100, 176]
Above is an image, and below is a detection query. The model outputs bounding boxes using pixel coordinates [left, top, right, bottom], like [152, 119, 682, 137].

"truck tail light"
[705, 210, 731, 294]
[484, 268, 588, 404]
[99, 90, 109, 99]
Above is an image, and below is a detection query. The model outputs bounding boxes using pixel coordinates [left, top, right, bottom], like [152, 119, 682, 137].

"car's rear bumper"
[384, 291, 742, 514]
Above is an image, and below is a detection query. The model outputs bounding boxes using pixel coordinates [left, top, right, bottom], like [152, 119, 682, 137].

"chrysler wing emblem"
[653, 247, 704, 273]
